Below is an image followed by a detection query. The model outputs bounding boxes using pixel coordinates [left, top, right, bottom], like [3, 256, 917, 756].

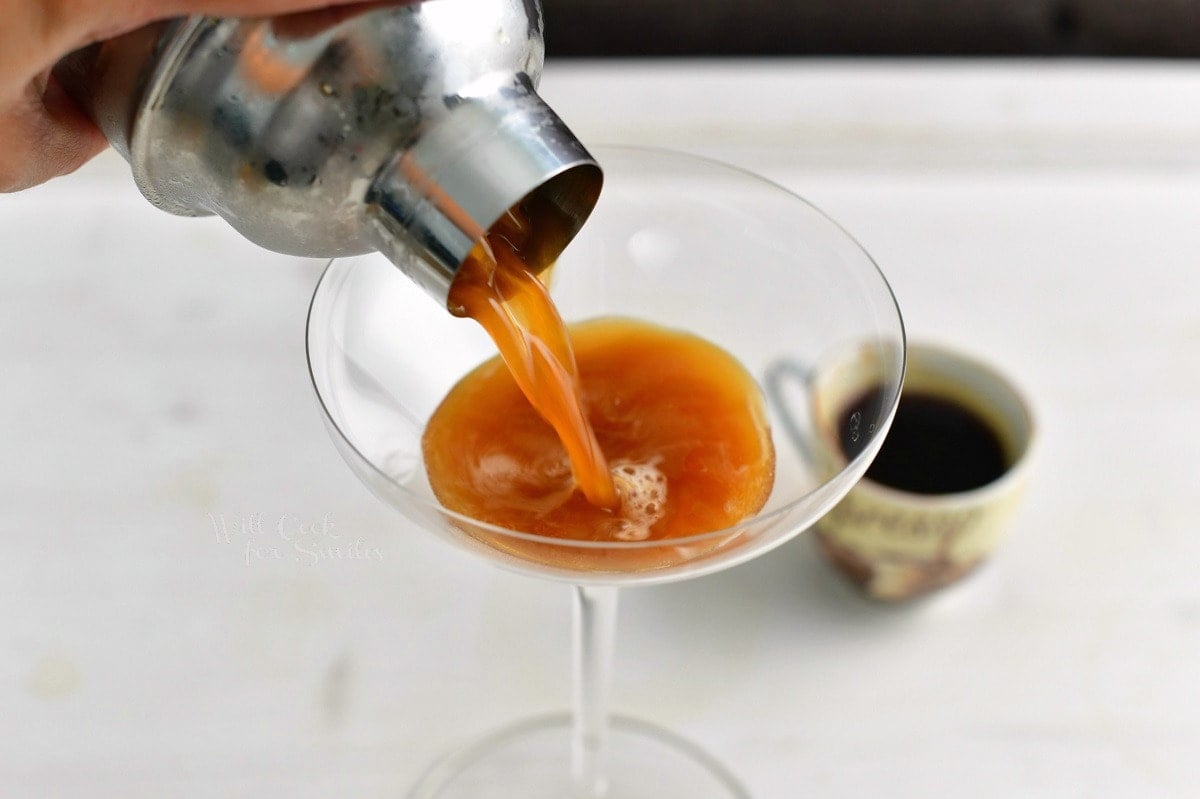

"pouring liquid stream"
[446, 210, 620, 511]
[424, 207, 776, 550]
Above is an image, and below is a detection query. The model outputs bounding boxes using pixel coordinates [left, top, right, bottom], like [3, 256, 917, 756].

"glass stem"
[571, 584, 619, 798]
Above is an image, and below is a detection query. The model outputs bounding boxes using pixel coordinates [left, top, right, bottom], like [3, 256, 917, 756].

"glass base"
[409, 712, 751, 799]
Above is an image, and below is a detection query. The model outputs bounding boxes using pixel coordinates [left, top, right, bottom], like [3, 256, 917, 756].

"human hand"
[0, 0, 377, 192]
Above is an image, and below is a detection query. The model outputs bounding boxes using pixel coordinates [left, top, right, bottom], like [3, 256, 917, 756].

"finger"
[1, 0, 408, 104]
[0, 73, 107, 192]
[38, 0, 406, 53]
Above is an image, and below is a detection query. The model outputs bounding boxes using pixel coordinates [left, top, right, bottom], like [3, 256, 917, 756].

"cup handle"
[762, 359, 817, 465]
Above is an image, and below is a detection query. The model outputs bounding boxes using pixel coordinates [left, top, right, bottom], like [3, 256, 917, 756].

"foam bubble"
[608, 459, 668, 541]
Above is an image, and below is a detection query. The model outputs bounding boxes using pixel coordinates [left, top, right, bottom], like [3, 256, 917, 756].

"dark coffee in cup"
[812, 342, 1036, 601]
[838, 387, 1008, 495]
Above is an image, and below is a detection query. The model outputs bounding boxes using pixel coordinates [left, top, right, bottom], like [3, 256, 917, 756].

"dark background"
[542, 0, 1200, 57]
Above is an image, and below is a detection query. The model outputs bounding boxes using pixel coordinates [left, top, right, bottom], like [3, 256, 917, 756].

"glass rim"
[304, 144, 906, 551]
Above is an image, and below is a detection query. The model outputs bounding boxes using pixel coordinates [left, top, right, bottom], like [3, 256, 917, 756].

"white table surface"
[3, 60, 1199, 798]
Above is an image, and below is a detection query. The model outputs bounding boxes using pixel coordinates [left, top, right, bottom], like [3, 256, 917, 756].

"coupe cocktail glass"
[306, 147, 905, 797]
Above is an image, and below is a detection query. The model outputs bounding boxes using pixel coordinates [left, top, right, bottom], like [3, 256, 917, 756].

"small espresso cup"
[811, 342, 1035, 601]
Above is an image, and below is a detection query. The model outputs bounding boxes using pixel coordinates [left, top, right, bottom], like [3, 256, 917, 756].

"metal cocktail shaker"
[54, 0, 602, 304]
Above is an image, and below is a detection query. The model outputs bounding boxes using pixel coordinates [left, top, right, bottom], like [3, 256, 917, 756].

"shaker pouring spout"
[365, 72, 602, 307]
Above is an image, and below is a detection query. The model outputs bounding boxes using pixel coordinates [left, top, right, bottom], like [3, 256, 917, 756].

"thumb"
[0, 72, 107, 192]
[45, 1, 408, 54]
